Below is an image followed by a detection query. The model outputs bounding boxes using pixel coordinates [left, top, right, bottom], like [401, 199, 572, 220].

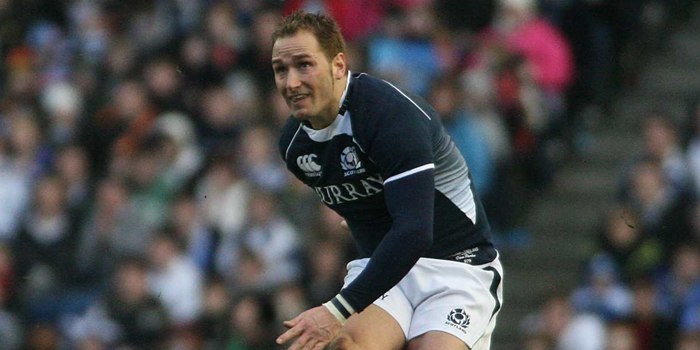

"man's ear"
[332, 53, 347, 79]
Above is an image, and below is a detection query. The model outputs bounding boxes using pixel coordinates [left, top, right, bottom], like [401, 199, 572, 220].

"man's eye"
[299, 62, 311, 69]
[274, 66, 287, 74]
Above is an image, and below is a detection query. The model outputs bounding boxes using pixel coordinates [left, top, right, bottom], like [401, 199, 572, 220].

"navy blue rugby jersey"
[279, 72, 493, 260]
[279, 72, 495, 312]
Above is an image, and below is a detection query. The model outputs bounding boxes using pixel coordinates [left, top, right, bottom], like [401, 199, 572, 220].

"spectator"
[605, 319, 639, 350]
[74, 256, 169, 349]
[489, 0, 574, 155]
[591, 205, 662, 284]
[0, 244, 21, 350]
[197, 276, 231, 349]
[656, 243, 700, 342]
[227, 292, 276, 350]
[24, 323, 62, 350]
[685, 98, 700, 196]
[676, 331, 700, 350]
[643, 114, 690, 193]
[238, 6, 283, 88]
[571, 254, 634, 321]
[629, 277, 676, 350]
[53, 144, 91, 218]
[202, 2, 247, 75]
[521, 291, 607, 350]
[169, 193, 217, 275]
[40, 81, 84, 146]
[0, 134, 33, 242]
[121, 138, 185, 241]
[366, 4, 443, 96]
[197, 85, 245, 155]
[147, 230, 204, 326]
[216, 189, 303, 289]
[621, 112, 691, 201]
[195, 156, 250, 238]
[676, 244, 700, 334]
[492, 0, 574, 97]
[82, 80, 157, 178]
[7, 111, 52, 182]
[142, 56, 186, 113]
[238, 125, 289, 193]
[152, 111, 204, 188]
[626, 159, 693, 260]
[74, 177, 135, 285]
[14, 174, 79, 305]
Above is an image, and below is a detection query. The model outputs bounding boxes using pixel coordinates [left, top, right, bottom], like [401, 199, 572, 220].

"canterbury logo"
[297, 154, 322, 176]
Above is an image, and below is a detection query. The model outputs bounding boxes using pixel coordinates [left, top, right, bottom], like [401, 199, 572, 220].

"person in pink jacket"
[496, 0, 574, 95]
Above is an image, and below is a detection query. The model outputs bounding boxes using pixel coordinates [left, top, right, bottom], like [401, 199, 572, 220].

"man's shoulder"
[349, 72, 393, 98]
[347, 72, 413, 120]
[350, 72, 432, 111]
[348, 72, 436, 126]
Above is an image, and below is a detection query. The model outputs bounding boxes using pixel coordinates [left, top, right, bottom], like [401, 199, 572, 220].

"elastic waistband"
[442, 244, 497, 265]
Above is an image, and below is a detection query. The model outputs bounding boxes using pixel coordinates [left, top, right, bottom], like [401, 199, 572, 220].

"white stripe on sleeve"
[384, 163, 435, 184]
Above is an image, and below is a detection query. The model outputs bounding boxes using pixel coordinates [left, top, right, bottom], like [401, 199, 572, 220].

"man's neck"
[308, 72, 349, 129]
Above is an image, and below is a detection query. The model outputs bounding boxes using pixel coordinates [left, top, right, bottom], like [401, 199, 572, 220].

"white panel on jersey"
[304, 111, 354, 142]
[434, 144, 477, 223]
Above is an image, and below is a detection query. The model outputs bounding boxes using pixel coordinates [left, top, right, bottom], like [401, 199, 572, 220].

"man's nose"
[286, 69, 301, 90]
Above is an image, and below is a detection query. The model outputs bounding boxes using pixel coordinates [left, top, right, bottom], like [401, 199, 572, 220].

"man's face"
[271, 30, 338, 123]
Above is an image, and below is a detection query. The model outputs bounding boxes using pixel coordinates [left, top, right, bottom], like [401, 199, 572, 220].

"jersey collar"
[338, 70, 352, 116]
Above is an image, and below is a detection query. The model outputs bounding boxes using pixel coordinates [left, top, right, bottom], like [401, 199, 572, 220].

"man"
[272, 11, 503, 350]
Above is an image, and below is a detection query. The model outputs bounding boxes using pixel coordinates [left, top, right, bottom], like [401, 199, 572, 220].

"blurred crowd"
[0, 0, 696, 349]
[521, 106, 700, 350]
[518, 2, 700, 348]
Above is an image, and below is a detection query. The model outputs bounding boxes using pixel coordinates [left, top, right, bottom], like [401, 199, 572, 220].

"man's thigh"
[407, 331, 468, 350]
[331, 304, 406, 350]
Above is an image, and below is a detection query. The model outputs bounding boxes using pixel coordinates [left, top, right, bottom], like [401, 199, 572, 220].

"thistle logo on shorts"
[340, 146, 365, 177]
[445, 308, 470, 333]
[297, 154, 322, 177]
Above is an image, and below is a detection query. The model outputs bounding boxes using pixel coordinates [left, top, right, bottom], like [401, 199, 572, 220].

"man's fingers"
[288, 334, 310, 350]
[283, 314, 301, 329]
[276, 325, 302, 345]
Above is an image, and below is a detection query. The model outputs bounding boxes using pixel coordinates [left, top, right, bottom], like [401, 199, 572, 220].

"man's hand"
[276, 305, 343, 350]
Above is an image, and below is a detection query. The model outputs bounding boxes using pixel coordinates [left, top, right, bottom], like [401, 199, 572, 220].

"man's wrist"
[322, 294, 356, 324]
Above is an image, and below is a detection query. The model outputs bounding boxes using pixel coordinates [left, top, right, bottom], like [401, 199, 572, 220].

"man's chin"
[291, 109, 310, 120]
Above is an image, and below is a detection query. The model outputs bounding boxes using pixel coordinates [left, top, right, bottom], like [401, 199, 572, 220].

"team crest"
[445, 308, 470, 333]
[340, 146, 365, 177]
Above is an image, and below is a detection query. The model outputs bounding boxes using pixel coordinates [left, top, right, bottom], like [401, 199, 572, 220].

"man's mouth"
[289, 94, 308, 104]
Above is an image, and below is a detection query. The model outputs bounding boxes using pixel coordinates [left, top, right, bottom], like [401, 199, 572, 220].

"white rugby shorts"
[343, 254, 504, 349]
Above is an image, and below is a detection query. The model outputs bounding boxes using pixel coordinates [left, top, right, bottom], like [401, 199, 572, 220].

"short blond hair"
[272, 11, 346, 62]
